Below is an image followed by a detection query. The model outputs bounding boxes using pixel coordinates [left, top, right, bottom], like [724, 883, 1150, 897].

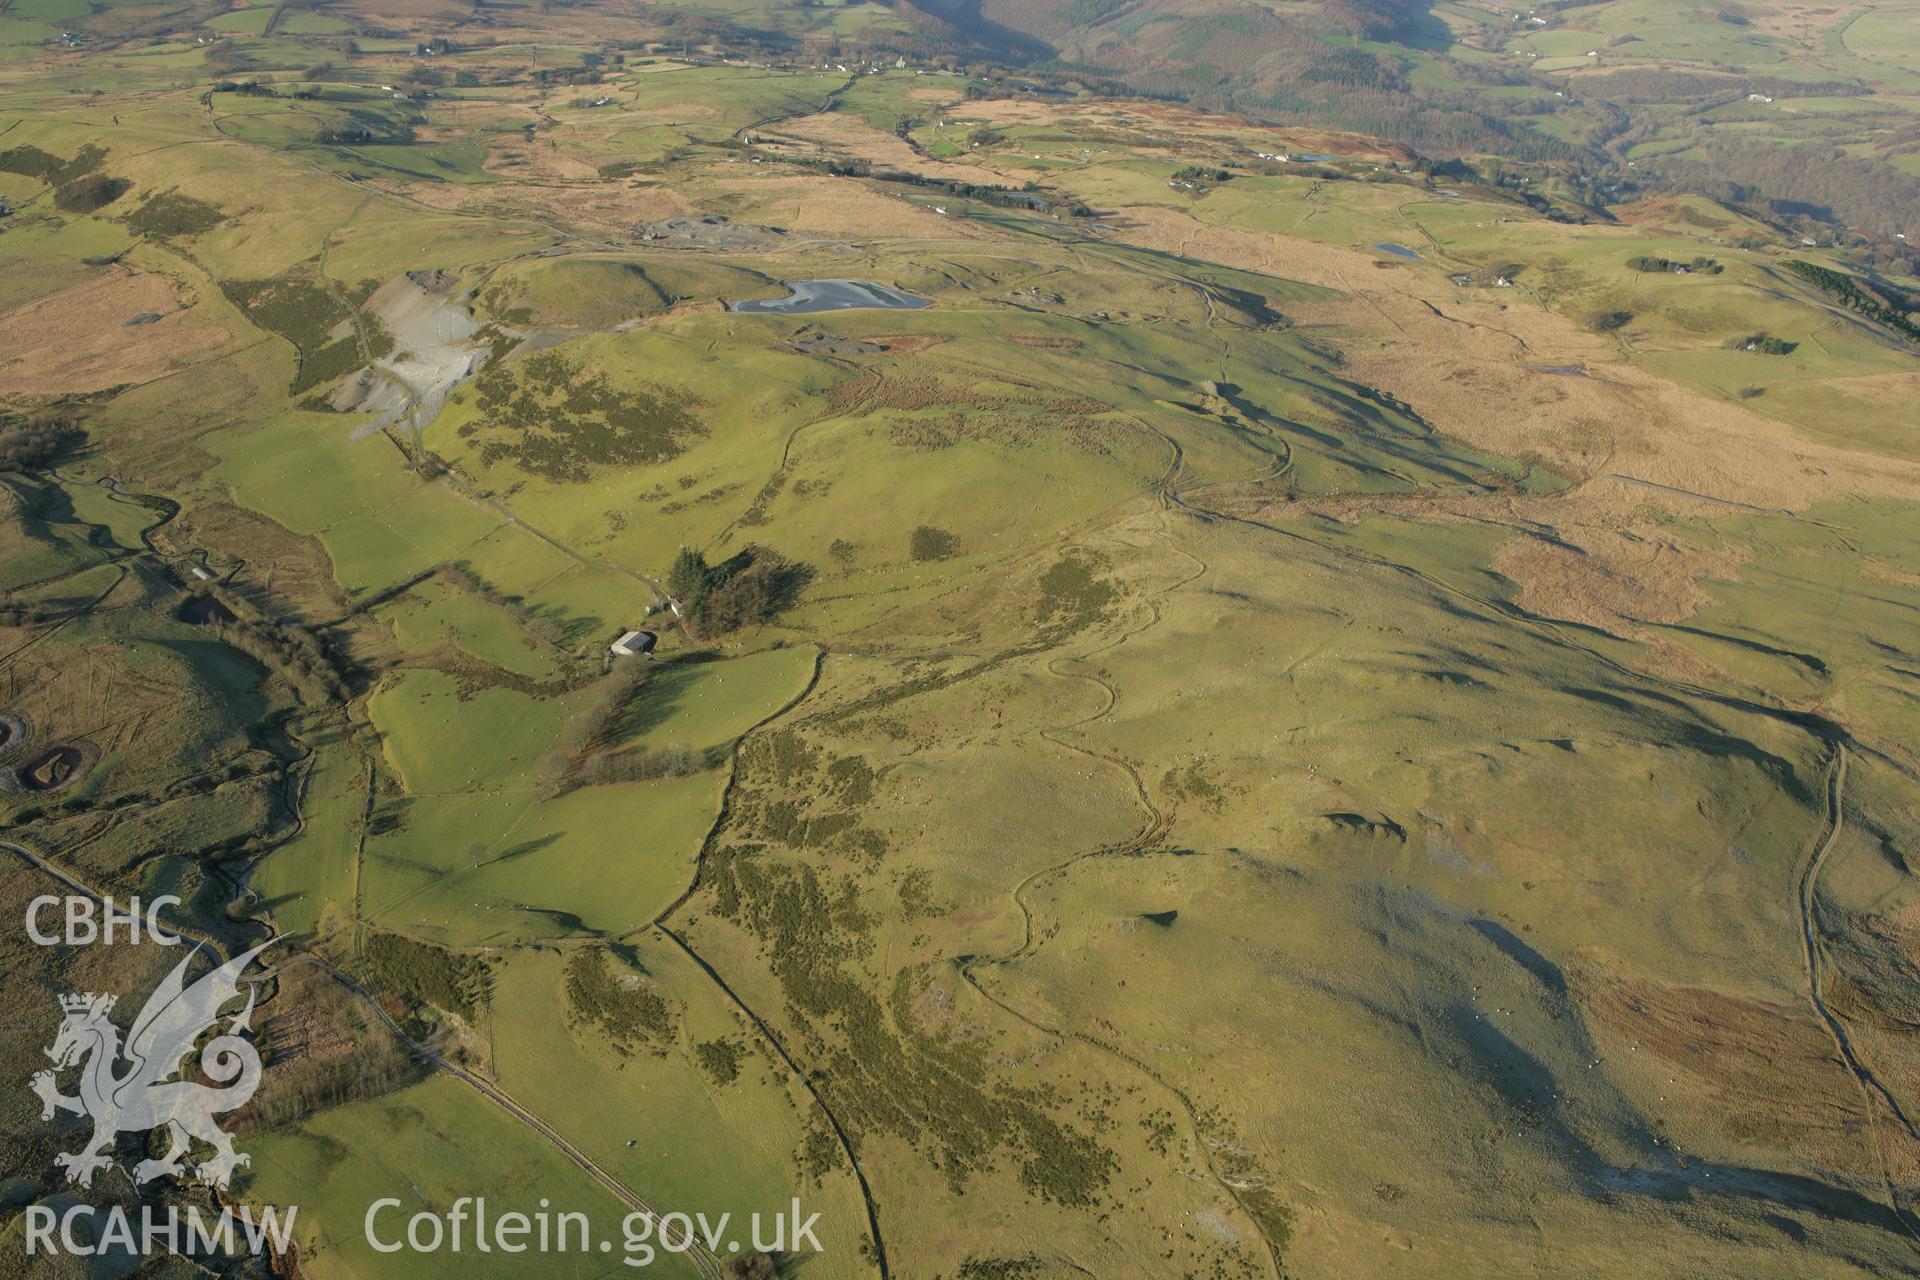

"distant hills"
[862, 0, 1919, 262]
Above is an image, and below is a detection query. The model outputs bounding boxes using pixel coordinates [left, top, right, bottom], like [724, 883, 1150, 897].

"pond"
[1375, 242, 1421, 260]
[730, 280, 932, 315]
[18, 745, 87, 792]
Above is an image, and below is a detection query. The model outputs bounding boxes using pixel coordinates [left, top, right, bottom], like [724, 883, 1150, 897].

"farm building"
[611, 630, 657, 657]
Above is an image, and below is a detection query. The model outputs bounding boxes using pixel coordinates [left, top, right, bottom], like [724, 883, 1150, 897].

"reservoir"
[730, 280, 932, 314]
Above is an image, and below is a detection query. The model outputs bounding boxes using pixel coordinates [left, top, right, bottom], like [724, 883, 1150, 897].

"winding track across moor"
[1794, 747, 1920, 1245]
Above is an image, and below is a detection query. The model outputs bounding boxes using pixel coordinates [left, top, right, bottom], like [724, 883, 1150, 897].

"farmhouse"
[610, 630, 657, 658]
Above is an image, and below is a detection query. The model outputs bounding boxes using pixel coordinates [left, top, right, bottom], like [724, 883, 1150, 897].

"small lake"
[1375, 242, 1421, 260]
[730, 280, 932, 315]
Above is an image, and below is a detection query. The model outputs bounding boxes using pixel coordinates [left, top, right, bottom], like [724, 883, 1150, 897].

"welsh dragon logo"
[31, 942, 271, 1190]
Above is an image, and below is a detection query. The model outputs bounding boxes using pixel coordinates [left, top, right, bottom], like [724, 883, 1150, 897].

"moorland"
[2, 0, 1920, 1275]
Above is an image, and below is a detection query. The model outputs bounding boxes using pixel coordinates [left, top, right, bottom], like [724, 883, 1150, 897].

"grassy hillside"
[1, 6, 1918, 1279]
